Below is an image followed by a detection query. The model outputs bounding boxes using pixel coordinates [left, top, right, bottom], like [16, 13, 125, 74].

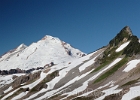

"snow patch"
[11, 91, 28, 100]
[4, 86, 13, 93]
[62, 58, 122, 98]
[79, 51, 100, 72]
[95, 85, 122, 100]
[73, 81, 115, 99]
[0, 75, 13, 88]
[123, 59, 140, 72]
[116, 41, 130, 52]
[22, 71, 47, 89]
[1, 88, 20, 100]
[122, 85, 140, 100]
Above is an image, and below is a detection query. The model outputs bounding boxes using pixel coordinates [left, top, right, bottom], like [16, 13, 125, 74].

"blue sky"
[0, 0, 140, 55]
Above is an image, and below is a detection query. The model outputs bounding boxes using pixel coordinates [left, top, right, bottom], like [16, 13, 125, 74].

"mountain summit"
[1, 26, 140, 100]
[0, 35, 86, 70]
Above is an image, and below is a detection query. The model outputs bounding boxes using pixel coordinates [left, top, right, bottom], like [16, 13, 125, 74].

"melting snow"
[22, 71, 47, 89]
[122, 85, 140, 100]
[4, 86, 13, 93]
[26, 51, 100, 100]
[123, 59, 140, 72]
[0, 75, 13, 88]
[1, 88, 20, 100]
[62, 58, 122, 98]
[95, 85, 122, 100]
[79, 52, 100, 72]
[116, 41, 130, 52]
[2, 71, 48, 100]
[35, 69, 95, 100]
[11, 91, 28, 100]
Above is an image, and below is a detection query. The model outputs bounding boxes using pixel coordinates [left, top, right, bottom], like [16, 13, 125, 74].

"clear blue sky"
[0, 0, 140, 55]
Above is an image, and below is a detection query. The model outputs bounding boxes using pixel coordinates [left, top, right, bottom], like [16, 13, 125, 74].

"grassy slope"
[94, 57, 128, 83]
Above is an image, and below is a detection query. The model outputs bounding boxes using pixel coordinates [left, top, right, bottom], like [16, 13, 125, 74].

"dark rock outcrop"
[12, 71, 41, 88]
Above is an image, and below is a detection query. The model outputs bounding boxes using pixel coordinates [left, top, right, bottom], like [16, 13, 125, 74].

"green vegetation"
[94, 57, 128, 83]
[92, 50, 123, 73]
[92, 26, 140, 74]
[123, 36, 140, 56]
[109, 26, 131, 47]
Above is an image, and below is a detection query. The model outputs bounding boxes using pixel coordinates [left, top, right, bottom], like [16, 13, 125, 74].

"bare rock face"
[12, 71, 41, 88]
[123, 26, 133, 36]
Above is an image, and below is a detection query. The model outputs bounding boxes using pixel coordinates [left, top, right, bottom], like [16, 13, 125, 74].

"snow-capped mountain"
[0, 35, 86, 70]
[1, 26, 140, 100]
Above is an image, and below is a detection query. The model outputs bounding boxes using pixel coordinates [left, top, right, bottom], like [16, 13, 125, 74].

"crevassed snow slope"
[116, 41, 130, 52]
[0, 35, 85, 70]
[123, 59, 140, 72]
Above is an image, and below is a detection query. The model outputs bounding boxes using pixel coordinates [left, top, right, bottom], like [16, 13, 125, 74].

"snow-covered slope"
[1, 26, 140, 100]
[0, 35, 86, 70]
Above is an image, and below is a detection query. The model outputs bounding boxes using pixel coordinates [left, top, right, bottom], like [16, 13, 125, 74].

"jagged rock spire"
[109, 26, 133, 47]
[121, 26, 133, 36]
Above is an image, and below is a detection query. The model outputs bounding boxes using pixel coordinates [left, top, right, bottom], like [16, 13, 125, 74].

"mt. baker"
[0, 35, 86, 70]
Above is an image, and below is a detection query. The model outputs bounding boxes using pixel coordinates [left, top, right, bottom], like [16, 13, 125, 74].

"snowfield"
[116, 41, 130, 52]
[122, 85, 140, 100]
[0, 35, 85, 70]
[0, 75, 14, 88]
[123, 59, 140, 72]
